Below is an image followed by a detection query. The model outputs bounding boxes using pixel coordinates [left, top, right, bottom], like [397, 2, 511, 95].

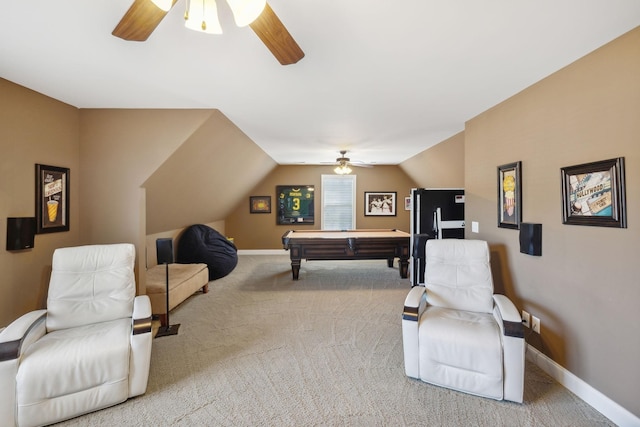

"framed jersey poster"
[276, 185, 315, 225]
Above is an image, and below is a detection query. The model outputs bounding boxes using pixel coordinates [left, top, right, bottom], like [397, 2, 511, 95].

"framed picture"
[497, 161, 522, 229]
[404, 196, 412, 211]
[35, 164, 70, 234]
[250, 196, 271, 213]
[364, 192, 396, 216]
[561, 157, 626, 228]
[276, 185, 315, 224]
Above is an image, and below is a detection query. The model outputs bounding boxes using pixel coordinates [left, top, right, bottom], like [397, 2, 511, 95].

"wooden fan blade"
[249, 3, 304, 65]
[112, 0, 177, 41]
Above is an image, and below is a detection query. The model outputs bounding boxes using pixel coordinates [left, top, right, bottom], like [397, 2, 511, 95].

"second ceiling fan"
[112, 0, 304, 65]
[332, 150, 374, 174]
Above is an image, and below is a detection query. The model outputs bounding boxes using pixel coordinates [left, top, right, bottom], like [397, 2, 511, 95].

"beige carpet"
[57, 255, 614, 426]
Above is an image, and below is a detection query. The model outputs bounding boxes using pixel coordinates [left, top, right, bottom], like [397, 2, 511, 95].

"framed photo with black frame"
[250, 196, 272, 213]
[497, 161, 522, 229]
[560, 157, 626, 228]
[276, 185, 315, 224]
[35, 164, 70, 234]
[364, 192, 396, 216]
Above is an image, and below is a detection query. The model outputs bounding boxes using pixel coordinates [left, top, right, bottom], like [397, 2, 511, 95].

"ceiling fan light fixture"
[226, 0, 267, 27]
[184, 0, 223, 34]
[334, 164, 352, 175]
[151, 0, 174, 12]
[112, 0, 304, 65]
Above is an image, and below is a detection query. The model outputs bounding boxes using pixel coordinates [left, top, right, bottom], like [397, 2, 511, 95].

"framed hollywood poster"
[561, 157, 626, 228]
[35, 164, 70, 234]
[497, 161, 522, 229]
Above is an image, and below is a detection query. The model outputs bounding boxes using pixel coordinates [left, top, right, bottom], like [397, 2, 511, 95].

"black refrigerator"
[410, 188, 465, 286]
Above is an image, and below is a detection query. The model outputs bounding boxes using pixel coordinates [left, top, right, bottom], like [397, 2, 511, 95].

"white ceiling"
[1, 1, 639, 165]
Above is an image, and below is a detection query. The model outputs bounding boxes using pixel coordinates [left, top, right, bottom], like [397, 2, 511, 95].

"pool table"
[281, 229, 411, 280]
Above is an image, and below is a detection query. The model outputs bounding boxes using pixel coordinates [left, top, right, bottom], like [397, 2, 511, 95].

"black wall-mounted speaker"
[6, 217, 36, 251]
[156, 238, 174, 264]
[519, 223, 542, 256]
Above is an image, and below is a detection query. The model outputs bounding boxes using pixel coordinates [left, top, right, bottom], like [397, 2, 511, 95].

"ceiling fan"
[330, 150, 374, 174]
[112, 0, 305, 65]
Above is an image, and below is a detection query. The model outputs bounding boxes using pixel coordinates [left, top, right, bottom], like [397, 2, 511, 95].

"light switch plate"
[532, 316, 541, 334]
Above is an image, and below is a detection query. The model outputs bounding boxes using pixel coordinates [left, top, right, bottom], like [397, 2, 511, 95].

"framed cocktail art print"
[35, 164, 70, 234]
[561, 157, 626, 228]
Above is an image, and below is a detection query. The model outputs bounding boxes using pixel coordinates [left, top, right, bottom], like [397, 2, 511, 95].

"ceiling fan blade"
[249, 3, 304, 65]
[112, 0, 177, 41]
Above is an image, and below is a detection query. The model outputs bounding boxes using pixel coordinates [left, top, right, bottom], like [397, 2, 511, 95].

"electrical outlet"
[522, 310, 530, 328]
[532, 315, 541, 334]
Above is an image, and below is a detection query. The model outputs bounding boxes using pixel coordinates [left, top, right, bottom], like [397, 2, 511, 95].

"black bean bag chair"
[177, 224, 238, 280]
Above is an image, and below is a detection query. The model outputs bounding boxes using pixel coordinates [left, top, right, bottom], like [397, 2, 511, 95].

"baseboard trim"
[237, 249, 288, 255]
[526, 345, 639, 427]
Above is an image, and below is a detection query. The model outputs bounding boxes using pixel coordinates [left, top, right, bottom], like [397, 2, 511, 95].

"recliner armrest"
[132, 296, 152, 335]
[0, 310, 47, 427]
[402, 286, 427, 379]
[129, 295, 153, 397]
[492, 294, 525, 403]
[493, 294, 524, 338]
[403, 286, 427, 321]
[0, 309, 47, 361]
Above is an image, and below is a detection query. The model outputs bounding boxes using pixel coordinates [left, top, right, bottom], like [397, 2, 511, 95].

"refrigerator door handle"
[434, 208, 442, 239]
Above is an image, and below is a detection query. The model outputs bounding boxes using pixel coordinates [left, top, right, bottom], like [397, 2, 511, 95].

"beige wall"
[78, 109, 213, 244]
[400, 131, 465, 188]
[143, 112, 277, 235]
[0, 102, 275, 323]
[464, 27, 639, 416]
[78, 109, 273, 293]
[0, 79, 81, 326]
[78, 109, 213, 293]
[225, 165, 418, 249]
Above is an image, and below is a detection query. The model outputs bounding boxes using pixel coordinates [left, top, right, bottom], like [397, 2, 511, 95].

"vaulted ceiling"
[1, 1, 639, 165]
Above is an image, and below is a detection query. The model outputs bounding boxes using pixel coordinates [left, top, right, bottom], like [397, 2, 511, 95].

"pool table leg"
[291, 259, 301, 280]
[388, 257, 409, 279]
[399, 257, 409, 279]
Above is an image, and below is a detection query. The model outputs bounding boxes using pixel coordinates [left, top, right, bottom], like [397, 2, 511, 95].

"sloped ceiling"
[143, 111, 277, 234]
[1, 1, 639, 166]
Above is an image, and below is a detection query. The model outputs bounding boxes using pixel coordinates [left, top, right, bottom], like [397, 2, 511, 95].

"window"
[321, 174, 356, 230]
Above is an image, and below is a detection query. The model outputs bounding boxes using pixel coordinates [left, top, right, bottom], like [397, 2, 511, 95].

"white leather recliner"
[402, 239, 525, 402]
[0, 243, 153, 427]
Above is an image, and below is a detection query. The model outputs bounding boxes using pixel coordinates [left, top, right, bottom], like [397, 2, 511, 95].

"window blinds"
[321, 174, 356, 230]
